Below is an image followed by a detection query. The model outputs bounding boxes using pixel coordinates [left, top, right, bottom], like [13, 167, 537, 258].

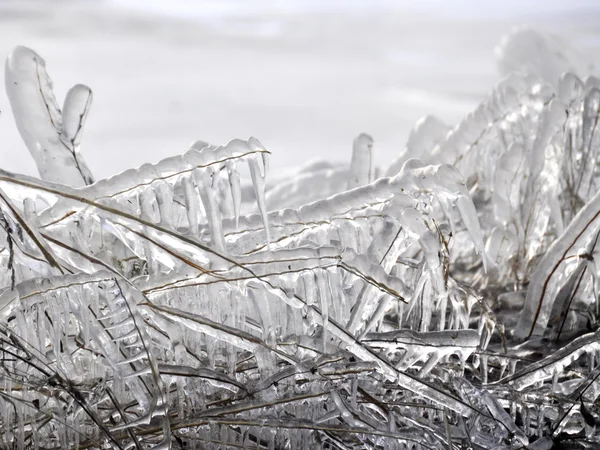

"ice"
[386, 115, 450, 177]
[5, 47, 95, 187]
[60, 84, 93, 154]
[496, 27, 591, 87]
[517, 189, 600, 340]
[226, 161, 242, 228]
[2, 27, 600, 449]
[492, 143, 524, 225]
[347, 133, 374, 190]
[503, 331, 600, 390]
[248, 152, 270, 246]
[363, 329, 479, 375]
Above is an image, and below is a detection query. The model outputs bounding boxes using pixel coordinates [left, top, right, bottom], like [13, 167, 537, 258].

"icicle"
[226, 161, 241, 228]
[182, 174, 201, 235]
[154, 180, 174, 227]
[481, 354, 489, 384]
[195, 167, 226, 251]
[248, 153, 270, 246]
[348, 133, 374, 189]
[316, 271, 330, 352]
[22, 197, 36, 225]
[139, 187, 160, 224]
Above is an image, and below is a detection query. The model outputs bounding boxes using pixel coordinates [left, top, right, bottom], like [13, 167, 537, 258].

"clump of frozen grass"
[0, 27, 599, 449]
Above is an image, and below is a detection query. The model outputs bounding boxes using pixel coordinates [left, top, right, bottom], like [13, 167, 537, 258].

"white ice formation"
[0, 27, 600, 449]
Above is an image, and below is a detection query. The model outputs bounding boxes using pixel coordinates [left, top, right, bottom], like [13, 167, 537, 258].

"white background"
[0, 0, 599, 180]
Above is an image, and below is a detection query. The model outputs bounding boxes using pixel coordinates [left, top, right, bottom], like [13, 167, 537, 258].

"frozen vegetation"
[0, 27, 600, 449]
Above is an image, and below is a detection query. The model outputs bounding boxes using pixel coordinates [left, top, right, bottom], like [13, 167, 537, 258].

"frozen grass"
[1, 20, 600, 450]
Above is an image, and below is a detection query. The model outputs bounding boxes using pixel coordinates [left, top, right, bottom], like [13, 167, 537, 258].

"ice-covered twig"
[5, 46, 94, 186]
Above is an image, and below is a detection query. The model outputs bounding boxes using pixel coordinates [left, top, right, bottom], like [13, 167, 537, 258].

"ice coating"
[363, 329, 479, 374]
[29, 137, 272, 267]
[61, 84, 93, 151]
[264, 163, 347, 211]
[386, 115, 450, 177]
[347, 132, 374, 189]
[226, 160, 242, 228]
[517, 188, 600, 340]
[2, 30, 600, 448]
[219, 160, 483, 259]
[5, 46, 95, 186]
[454, 378, 529, 446]
[496, 26, 592, 87]
[501, 330, 600, 391]
[430, 73, 551, 167]
[247, 150, 270, 245]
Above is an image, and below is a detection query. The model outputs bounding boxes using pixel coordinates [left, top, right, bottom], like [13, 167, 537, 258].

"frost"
[0, 29, 600, 449]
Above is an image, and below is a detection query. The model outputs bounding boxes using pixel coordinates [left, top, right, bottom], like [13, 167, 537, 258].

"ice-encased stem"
[516, 187, 600, 340]
[5, 46, 94, 187]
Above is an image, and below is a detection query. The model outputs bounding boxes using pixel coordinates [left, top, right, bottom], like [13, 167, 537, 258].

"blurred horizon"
[110, 0, 600, 19]
[1, 0, 600, 180]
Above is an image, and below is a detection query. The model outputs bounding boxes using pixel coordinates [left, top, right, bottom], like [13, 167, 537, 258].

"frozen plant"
[0, 27, 599, 449]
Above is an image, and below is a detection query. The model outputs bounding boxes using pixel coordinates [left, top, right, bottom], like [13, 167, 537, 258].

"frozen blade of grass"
[0, 168, 493, 419]
[498, 330, 600, 390]
[5, 46, 94, 186]
[60, 84, 94, 184]
[517, 189, 600, 340]
[0, 188, 57, 269]
[5, 31, 600, 447]
[453, 378, 528, 446]
[61, 85, 92, 151]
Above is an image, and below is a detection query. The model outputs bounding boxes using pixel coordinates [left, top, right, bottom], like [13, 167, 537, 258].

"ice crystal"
[1, 28, 600, 449]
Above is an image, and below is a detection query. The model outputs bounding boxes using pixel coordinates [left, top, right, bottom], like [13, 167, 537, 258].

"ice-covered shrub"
[0, 27, 600, 449]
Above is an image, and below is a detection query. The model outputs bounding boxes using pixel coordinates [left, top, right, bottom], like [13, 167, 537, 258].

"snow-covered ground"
[1, 0, 599, 180]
